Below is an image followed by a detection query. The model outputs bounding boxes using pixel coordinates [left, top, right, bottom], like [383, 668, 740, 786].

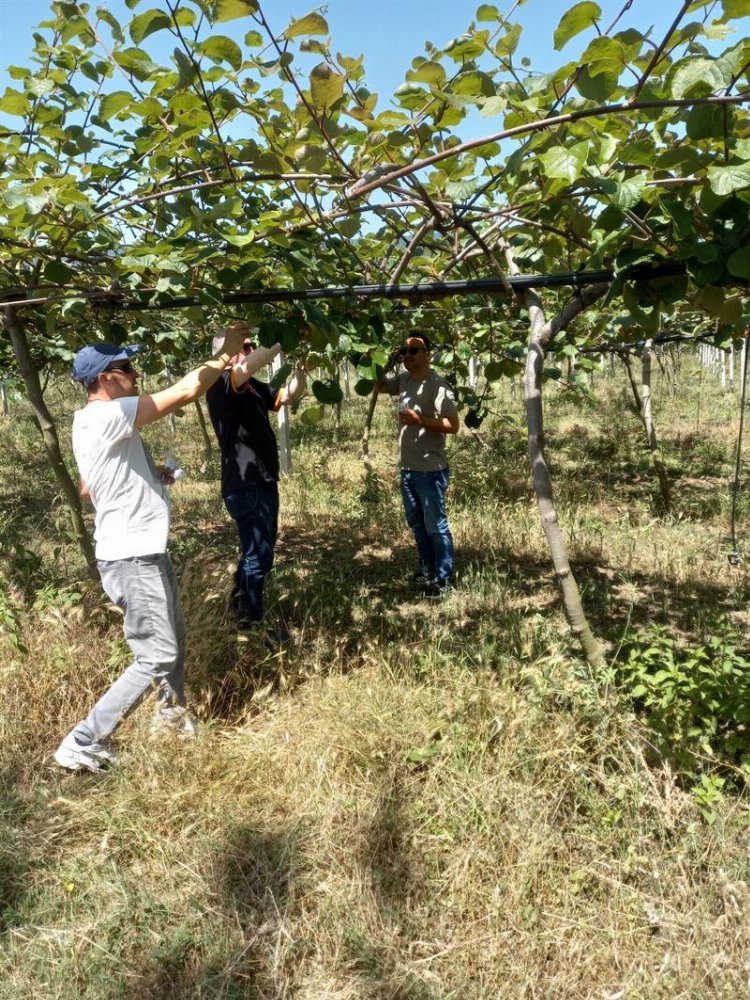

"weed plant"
[1, 357, 750, 998]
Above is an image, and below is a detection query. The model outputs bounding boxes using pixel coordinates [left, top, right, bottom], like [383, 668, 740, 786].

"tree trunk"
[0, 380, 7, 416]
[193, 398, 213, 463]
[516, 281, 610, 667]
[2, 307, 97, 579]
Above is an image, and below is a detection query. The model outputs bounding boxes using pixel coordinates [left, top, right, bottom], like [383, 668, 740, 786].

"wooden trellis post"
[272, 352, 292, 475]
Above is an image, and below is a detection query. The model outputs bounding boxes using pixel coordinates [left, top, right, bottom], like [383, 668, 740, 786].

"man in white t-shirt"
[54, 323, 246, 773]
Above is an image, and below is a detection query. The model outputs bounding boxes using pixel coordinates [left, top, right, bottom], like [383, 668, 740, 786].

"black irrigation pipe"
[2, 261, 689, 313]
[577, 330, 719, 355]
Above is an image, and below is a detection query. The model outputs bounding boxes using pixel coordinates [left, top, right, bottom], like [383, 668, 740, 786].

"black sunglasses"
[107, 361, 135, 374]
[399, 346, 425, 356]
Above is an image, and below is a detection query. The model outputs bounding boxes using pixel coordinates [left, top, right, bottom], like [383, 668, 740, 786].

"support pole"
[273, 352, 292, 475]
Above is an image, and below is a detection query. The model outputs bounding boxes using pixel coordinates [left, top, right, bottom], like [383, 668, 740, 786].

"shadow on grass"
[120, 826, 298, 999]
[178, 483, 750, 728]
[0, 786, 31, 936]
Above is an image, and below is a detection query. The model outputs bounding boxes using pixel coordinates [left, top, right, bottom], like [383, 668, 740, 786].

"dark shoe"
[424, 580, 453, 602]
[235, 618, 289, 650]
[264, 626, 290, 651]
[234, 611, 262, 631]
[411, 571, 430, 587]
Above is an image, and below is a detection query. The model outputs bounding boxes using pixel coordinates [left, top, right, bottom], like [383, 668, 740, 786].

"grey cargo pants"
[74, 553, 187, 743]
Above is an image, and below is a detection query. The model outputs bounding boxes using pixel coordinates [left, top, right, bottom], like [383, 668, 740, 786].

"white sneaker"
[150, 706, 199, 739]
[54, 732, 117, 773]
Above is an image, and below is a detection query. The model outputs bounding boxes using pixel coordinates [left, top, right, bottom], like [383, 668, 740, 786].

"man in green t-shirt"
[377, 334, 459, 599]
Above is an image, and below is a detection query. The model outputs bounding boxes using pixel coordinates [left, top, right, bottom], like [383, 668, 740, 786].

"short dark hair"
[406, 333, 431, 350]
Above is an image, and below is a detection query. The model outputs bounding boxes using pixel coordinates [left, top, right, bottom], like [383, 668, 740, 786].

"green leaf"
[0, 89, 30, 116]
[575, 64, 619, 101]
[394, 82, 429, 110]
[554, 2, 601, 51]
[311, 379, 343, 405]
[540, 141, 589, 183]
[721, 0, 747, 18]
[300, 39, 329, 55]
[446, 178, 483, 201]
[300, 404, 325, 425]
[671, 58, 725, 99]
[269, 362, 293, 391]
[284, 12, 329, 38]
[173, 48, 196, 87]
[451, 70, 495, 98]
[130, 8, 172, 45]
[494, 23, 522, 57]
[599, 173, 646, 210]
[294, 144, 328, 171]
[354, 378, 374, 396]
[335, 216, 360, 237]
[480, 95, 507, 117]
[25, 192, 49, 215]
[201, 35, 243, 70]
[476, 4, 499, 20]
[444, 34, 487, 61]
[727, 247, 750, 279]
[113, 47, 162, 81]
[44, 261, 74, 284]
[99, 91, 133, 119]
[2, 187, 27, 210]
[134, 97, 165, 118]
[580, 36, 626, 75]
[686, 104, 726, 140]
[60, 298, 87, 319]
[708, 162, 750, 196]
[464, 408, 485, 429]
[406, 60, 446, 85]
[224, 231, 255, 247]
[28, 77, 55, 98]
[309, 63, 345, 109]
[96, 6, 125, 43]
[214, 0, 258, 22]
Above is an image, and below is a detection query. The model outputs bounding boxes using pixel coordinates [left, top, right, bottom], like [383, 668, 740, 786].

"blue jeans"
[400, 468, 453, 583]
[75, 553, 186, 743]
[224, 483, 279, 623]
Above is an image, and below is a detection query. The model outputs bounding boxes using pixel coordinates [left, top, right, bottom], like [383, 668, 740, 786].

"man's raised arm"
[136, 322, 248, 428]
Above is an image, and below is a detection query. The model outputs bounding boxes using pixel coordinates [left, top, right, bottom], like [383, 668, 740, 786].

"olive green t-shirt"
[382, 369, 458, 471]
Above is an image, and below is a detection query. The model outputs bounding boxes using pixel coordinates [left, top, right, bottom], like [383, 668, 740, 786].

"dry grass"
[1, 358, 750, 998]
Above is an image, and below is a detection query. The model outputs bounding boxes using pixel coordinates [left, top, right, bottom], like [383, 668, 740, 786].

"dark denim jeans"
[400, 468, 454, 583]
[224, 483, 279, 623]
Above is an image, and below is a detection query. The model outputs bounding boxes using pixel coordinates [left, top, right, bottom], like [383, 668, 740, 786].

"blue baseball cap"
[72, 343, 140, 384]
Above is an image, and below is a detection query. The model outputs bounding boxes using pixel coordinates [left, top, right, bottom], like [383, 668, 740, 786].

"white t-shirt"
[72, 397, 170, 561]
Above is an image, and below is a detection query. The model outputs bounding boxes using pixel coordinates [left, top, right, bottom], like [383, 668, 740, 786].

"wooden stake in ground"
[273, 352, 292, 475]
